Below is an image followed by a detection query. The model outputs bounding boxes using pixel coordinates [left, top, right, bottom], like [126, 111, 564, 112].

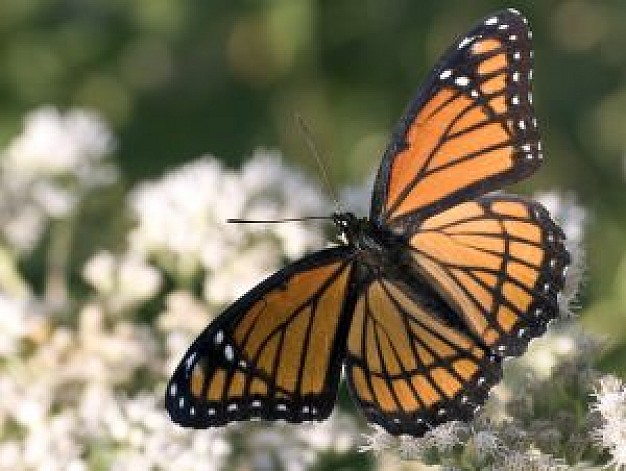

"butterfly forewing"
[344, 277, 502, 436]
[408, 195, 569, 357]
[166, 247, 355, 427]
[371, 9, 540, 226]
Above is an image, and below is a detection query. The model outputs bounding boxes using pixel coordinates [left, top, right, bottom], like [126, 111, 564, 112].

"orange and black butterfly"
[166, 9, 569, 436]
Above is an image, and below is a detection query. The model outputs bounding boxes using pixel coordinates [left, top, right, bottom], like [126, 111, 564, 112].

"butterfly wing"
[166, 247, 355, 427]
[371, 9, 540, 226]
[344, 274, 501, 436]
[407, 195, 570, 357]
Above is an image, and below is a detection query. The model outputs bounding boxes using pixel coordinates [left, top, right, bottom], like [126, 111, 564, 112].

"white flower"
[591, 375, 626, 470]
[82, 250, 162, 312]
[470, 429, 502, 461]
[498, 448, 569, 471]
[361, 421, 468, 460]
[0, 106, 118, 253]
[128, 150, 329, 305]
[516, 328, 581, 380]
[359, 425, 397, 454]
[3, 106, 114, 178]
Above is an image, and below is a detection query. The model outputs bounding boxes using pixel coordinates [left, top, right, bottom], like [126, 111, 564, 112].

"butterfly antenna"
[295, 113, 343, 213]
[227, 216, 333, 224]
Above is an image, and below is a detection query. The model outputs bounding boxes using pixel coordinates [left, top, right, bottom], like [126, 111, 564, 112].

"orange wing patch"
[345, 277, 501, 436]
[409, 196, 569, 357]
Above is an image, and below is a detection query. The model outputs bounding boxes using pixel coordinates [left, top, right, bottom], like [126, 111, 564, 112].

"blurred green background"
[1, 0, 624, 366]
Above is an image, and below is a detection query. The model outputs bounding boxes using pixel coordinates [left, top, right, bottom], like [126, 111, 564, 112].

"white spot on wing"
[224, 344, 234, 362]
[215, 330, 224, 344]
[439, 69, 452, 80]
[485, 16, 499, 26]
[455, 76, 470, 87]
[185, 352, 197, 370]
[458, 36, 475, 49]
[513, 72, 520, 82]
[498, 24, 509, 30]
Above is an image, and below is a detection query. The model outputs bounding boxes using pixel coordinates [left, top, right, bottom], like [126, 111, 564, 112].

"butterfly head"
[332, 212, 362, 246]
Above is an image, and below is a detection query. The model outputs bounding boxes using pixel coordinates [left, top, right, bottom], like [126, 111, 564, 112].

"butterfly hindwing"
[344, 276, 502, 436]
[371, 9, 540, 226]
[407, 195, 570, 357]
[166, 247, 355, 427]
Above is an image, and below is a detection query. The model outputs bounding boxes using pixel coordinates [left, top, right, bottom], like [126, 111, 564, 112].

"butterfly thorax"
[333, 212, 406, 272]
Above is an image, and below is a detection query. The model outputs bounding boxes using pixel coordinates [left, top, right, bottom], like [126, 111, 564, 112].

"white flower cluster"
[82, 250, 162, 313]
[0, 108, 363, 471]
[0, 106, 117, 252]
[128, 150, 330, 305]
[591, 375, 626, 470]
[0, 297, 360, 470]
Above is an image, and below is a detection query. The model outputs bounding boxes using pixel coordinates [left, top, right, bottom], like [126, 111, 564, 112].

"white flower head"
[0, 106, 118, 253]
[591, 375, 626, 470]
[468, 429, 503, 462]
[128, 150, 330, 305]
[82, 250, 161, 312]
[3, 106, 115, 178]
[498, 448, 569, 471]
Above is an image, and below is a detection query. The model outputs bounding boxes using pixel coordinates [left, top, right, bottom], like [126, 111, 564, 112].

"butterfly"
[166, 9, 570, 436]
